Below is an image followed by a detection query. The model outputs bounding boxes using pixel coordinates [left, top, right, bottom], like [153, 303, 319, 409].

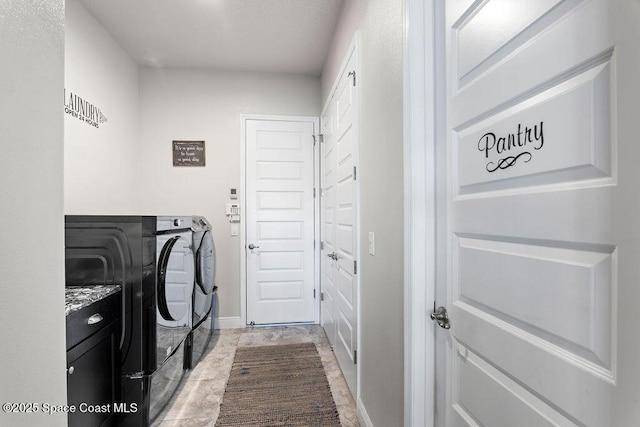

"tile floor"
[152, 325, 359, 426]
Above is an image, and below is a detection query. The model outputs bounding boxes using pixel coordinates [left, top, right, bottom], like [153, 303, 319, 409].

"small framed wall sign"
[173, 140, 205, 166]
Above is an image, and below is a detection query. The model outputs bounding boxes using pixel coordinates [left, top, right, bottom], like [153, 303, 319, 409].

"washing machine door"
[196, 230, 216, 295]
[157, 232, 195, 325]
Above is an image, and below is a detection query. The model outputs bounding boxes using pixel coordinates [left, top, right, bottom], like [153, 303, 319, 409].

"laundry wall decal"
[64, 89, 108, 129]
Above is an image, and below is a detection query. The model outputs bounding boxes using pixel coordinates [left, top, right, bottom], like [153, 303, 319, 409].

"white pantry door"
[321, 47, 359, 396]
[245, 118, 317, 325]
[437, 0, 640, 425]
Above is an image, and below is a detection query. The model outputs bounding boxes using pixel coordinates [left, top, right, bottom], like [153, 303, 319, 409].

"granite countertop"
[65, 285, 121, 316]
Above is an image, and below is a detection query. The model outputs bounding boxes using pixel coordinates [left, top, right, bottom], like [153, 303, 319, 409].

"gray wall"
[358, 1, 405, 425]
[138, 67, 321, 321]
[65, 0, 142, 214]
[321, 0, 405, 425]
[0, 1, 67, 426]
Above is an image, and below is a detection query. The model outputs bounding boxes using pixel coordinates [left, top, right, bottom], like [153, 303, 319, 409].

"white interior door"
[245, 118, 317, 325]
[436, 0, 640, 425]
[321, 46, 359, 396]
[321, 106, 338, 347]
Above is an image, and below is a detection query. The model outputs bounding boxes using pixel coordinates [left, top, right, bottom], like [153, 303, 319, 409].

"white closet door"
[245, 119, 316, 325]
[321, 105, 338, 347]
[321, 45, 359, 396]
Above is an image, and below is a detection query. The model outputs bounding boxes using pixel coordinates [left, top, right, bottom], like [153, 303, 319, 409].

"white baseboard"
[357, 397, 374, 427]
[214, 316, 244, 329]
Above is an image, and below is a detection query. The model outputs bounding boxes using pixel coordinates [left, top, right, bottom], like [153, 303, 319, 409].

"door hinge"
[354, 260, 357, 275]
[353, 166, 357, 180]
[314, 289, 316, 299]
[320, 292, 325, 301]
[348, 71, 356, 87]
[313, 134, 324, 144]
[320, 241, 325, 250]
[353, 350, 357, 364]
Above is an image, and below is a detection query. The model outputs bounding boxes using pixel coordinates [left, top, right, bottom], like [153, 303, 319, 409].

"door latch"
[430, 305, 451, 329]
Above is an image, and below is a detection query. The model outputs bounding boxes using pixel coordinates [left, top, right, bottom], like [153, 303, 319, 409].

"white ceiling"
[78, 0, 344, 76]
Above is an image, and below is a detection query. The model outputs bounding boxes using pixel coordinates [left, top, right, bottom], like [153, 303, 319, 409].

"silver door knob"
[430, 306, 451, 329]
[248, 243, 260, 250]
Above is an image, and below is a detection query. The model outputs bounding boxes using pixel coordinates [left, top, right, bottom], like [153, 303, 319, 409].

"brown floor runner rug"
[216, 342, 342, 426]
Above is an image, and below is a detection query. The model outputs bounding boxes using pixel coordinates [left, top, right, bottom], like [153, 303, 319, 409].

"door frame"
[403, 0, 442, 426]
[240, 114, 321, 326]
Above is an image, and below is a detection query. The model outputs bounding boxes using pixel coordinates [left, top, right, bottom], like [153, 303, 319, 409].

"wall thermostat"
[226, 203, 240, 223]
[226, 203, 239, 215]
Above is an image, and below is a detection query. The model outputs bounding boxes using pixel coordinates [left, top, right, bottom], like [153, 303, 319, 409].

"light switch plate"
[368, 232, 375, 255]
[231, 223, 239, 236]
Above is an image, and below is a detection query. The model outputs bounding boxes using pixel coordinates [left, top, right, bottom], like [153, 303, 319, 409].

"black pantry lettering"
[477, 121, 544, 173]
